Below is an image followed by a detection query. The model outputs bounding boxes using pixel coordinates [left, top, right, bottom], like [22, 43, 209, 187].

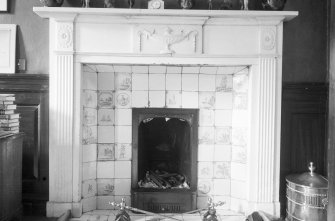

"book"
[0, 94, 15, 101]
[0, 122, 19, 127]
[0, 113, 20, 120]
[0, 110, 14, 115]
[0, 104, 16, 110]
[0, 126, 19, 131]
[0, 119, 19, 124]
[1, 101, 14, 105]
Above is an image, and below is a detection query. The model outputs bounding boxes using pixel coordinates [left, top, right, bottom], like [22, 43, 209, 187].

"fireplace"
[132, 108, 198, 212]
[33, 7, 298, 218]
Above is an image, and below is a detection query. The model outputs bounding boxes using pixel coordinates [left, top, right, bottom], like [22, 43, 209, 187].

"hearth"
[131, 108, 198, 212]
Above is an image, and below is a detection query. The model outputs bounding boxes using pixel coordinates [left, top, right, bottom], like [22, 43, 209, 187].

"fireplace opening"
[132, 108, 198, 213]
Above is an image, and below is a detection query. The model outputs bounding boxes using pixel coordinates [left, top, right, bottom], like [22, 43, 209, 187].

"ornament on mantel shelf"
[178, 0, 194, 9]
[104, 0, 116, 8]
[82, 0, 90, 8]
[128, 0, 135, 8]
[240, 0, 248, 10]
[40, 0, 64, 7]
[262, 0, 286, 10]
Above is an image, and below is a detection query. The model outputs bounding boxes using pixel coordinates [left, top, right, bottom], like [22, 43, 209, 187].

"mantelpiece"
[33, 7, 298, 219]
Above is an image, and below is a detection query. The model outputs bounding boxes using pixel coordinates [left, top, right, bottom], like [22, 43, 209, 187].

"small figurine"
[128, 0, 135, 8]
[178, 0, 194, 9]
[104, 0, 115, 8]
[262, 0, 286, 10]
[208, 0, 213, 10]
[82, 0, 90, 8]
[241, 0, 248, 10]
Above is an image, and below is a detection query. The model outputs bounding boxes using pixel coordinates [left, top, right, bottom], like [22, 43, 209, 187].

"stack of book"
[0, 94, 19, 135]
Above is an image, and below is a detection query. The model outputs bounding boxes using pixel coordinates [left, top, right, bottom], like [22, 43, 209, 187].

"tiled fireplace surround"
[33, 7, 297, 219]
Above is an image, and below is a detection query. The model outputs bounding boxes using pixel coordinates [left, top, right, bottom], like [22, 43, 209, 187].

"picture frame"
[0, 24, 16, 74]
[0, 0, 7, 12]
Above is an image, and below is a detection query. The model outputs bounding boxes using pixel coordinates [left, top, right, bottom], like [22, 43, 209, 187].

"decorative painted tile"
[115, 72, 132, 91]
[95, 64, 114, 73]
[114, 179, 131, 195]
[214, 162, 231, 179]
[166, 74, 181, 91]
[131, 91, 148, 107]
[199, 92, 216, 109]
[198, 127, 215, 144]
[98, 126, 115, 144]
[98, 91, 114, 108]
[233, 73, 249, 93]
[83, 108, 97, 126]
[98, 109, 115, 126]
[115, 91, 131, 108]
[214, 145, 232, 162]
[216, 75, 233, 92]
[233, 93, 248, 109]
[166, 91, 182, 108]
[113, 65, 131, 73]
[200, 66, 218, 75]
[213, 179, 230, 196]
[149, 65, 166, 74]
[199, 74, 216, 92]
[215, 92, 233, 110]
[199, 109, 215, 126]
[214, 110, 232, 126]
[232, 127, 248, 146]
[149, 74, 165, 91]
[97, 161, 115, 179]
[232, 146, 247, 164]
[83, 90, 98, 108]
[215, 127, 231, 145]
[115, 126, 132, 143]
[82, 196, 97, 213]
[167, 66, 181, 74]
[182, 74, 198, 91]
[198, 162, 213, 179]
[182, 91, 198, 108]
[198, 179, 213, 195]
[82, 179, 97, 198]
[231, 163, 247, 182]
[217, 66, 235, 75]
[98, 144, 115, 161]
[115, 143, 132, 161]
[97, 196, 115, 210]
[114, 161, 131, 178]
[82, 162, 97, 180]
[132, 65, 148, 74]
[149, 91, 165, 108]
[182, 66, 200, 74]
[132, 73, 148, 91]
[98, 72, 115, 91]
[198, 144, 214, 161]
[82, 126, 97, 145]
[230, 180, 246, 199]
[83, 72, 98, 90]
[83, 144, 97, 162]
[115, 109, 131, 126]
[97, 179, 115, 196]
[82, 64, 97, 73]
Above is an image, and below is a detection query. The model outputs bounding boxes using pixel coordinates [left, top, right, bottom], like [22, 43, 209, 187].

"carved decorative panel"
[57, 23, 73, 51]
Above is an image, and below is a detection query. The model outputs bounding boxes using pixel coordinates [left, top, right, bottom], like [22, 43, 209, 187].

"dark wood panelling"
[0, 74, 49, 216]
[280, 83, 328, 217]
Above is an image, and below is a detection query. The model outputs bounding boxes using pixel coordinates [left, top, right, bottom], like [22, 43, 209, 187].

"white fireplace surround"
[33, 7, 297, 218]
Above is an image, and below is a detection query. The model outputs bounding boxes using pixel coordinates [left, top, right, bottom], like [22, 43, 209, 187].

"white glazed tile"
[167, 66, 181, 74]
[198, 179, 213, 196]
[232, 110, 248, 127]
[115, 143, 132, 161]
[98, 72, 115, 91]
[214, 145, 232, 162]
[97, 196, 115, 210]
[82, 179, 97, 198]
[232, 146, 247, 164]
[216, 75, 233, 92]
[83, 108, 98, 126]
[97, 179, 115, 196]
[95, 64, 114, 73]
[197, 196, 209, 209]
[132, 65, 148, 74]
[198, 162, 214, 179]
[114, 179, 131, 195]
[115, 126, 132, 143]
[182, 91, 198, 108]
[199, 74, 216, 91]
[83, 64, 97, 73]
[166, 74, 181, 91]
[114, 161, 131, 178]
[213, 196, 230, 210]
[83, 72, 98, 90]
[198, 144, 214, 161]
[215, 92, 233, 110]
[215, 110, 232, 126]
[235, 66, 248, 74]
[231, 180, 246, 199]
[97, 161, 115, 179]
[115, 91, 131, 108]
[199, 92, 216, 109]
[98, 144, 115, 161]
[231, 163, 247, 182]
[166, 91, 182, 108]
[149, 65, 166, 74]
[83, 144, 97, 162]
[182, 74, 198, 91]
[83, 90, 98, 108]
[199, 109, 215, 126]
[217, 66, 236, 75]
[98, 91, 114, 109]
[213, 179, 230, 196]
[149, 74, 165, 91]
[82, 126, 97, 145]
[98, 126, 115, 144]
[83, 162, 97, 180]
[198, 127, 215, 144]
[233, 73, 249, 93]
[232, 127, 248, 146]
[215, 127, 232, 145]
[200, 66, 218, 75]
[233, 93, 248, 110]
[149, 91, 165, 108]
[131, 91, 148, 107]
[82, 196, 97, 213]
[115, 109, 132, 126]
[214, 162, 231, 179]
[132, 73, 148, 91]
[182, 66, 200, 74]
[113, 65, 131, 73]
[98, 108, 115, 126]
[115, 72, 132, 91]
